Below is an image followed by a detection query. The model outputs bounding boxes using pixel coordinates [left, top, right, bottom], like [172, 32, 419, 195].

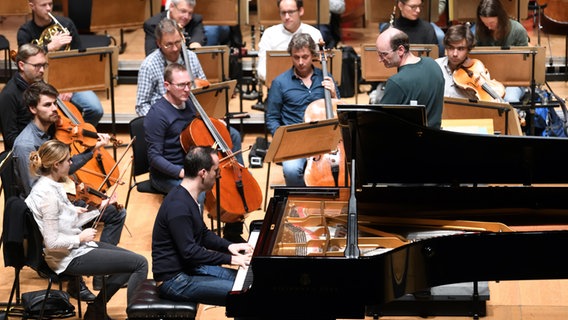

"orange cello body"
[303, 41, 348, 187]
[179, 94, 263, 223]
[55, 99, 120, 197]
[452, 59, 506, 103]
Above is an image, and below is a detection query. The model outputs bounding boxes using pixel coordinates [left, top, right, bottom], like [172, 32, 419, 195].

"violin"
[453, 59, 506, 102]
[179, 92, 263, 223]
[54, 98, 122, 197]
[303, 40, 348, 187]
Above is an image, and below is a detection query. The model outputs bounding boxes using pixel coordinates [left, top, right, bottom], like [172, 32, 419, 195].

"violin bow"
[91, 156, 133, 230]
[96, 137, 135, 191]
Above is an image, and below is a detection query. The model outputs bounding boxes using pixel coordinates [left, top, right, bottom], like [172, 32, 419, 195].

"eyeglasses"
[162, 40, 182, 49]
[173, 2, 193, 15]
[171, 81, 192, 89]
[279, 9, 298, 16]
[377, 49, 394, 59]
[23, 61, 49, 70]
[404, 3, 423, 11]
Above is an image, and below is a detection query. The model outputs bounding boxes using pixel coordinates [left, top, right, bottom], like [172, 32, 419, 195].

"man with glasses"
[136, 18, 206, 117]
[376, 27, 444, 129]
[144, 0, 206, 56]
[0, 44, 48, 150]
[257, 0, 323, 82]
[17, 0, 104, 127]
[144, 58, 246, 242]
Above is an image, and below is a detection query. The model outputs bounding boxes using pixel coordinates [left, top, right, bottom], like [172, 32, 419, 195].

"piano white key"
[231, 229, 260, 291]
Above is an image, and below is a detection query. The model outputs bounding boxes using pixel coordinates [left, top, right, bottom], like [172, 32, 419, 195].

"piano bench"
[126, 279, 199, 320]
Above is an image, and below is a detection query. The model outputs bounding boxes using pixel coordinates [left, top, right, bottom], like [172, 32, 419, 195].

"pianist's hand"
[229, 243, 253, 268]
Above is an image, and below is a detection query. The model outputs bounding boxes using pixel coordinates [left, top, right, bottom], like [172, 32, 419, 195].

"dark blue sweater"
[144, 97, 196, 179]
[152, 185, 232, 281]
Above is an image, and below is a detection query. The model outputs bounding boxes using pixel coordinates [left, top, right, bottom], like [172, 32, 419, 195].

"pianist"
[151, 146, 253, 306]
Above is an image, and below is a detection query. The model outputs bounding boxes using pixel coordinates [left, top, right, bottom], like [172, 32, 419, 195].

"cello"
[452, 59, 506, 102]
[303, 40, 347, 187]
[179, 92, 263, 222]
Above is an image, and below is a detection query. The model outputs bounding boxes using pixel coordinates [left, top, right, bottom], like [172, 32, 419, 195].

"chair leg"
[1, 268, 21, 319]
[38, 279, 54, 320]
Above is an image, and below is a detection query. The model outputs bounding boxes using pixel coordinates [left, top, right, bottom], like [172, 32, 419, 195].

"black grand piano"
[226, 105, 568, 319]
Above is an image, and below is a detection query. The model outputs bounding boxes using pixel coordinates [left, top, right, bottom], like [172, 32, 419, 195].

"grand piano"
[226, 105, 568, 319]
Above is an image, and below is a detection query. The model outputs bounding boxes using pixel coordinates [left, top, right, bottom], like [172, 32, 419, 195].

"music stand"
[264, 49, 343, 89]
[263, 119, 342, 210]
[191, 80, 237, 119]
[468, 46, 544, 135]
[44, 47, 118, 157]
[194, 45, 230, 83]
[89, 0, 149, 53]
[193, 0, 248, 25]
[443, 97, 522, 136]
[258, 0, 329, 26]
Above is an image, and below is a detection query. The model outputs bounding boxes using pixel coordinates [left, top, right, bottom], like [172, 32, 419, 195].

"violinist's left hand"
[94, 133, 111, 150]
[322, 76, 337, 99]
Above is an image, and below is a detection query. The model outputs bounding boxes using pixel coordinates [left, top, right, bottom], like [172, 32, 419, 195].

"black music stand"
[44, 47, 118, 158]
[263, 119, 342, 210]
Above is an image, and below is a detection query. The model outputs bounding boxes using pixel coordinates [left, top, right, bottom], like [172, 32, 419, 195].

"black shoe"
[92, 276, 104, 291]
[223, 222, 246, 243]
[67, 278, 96, 302]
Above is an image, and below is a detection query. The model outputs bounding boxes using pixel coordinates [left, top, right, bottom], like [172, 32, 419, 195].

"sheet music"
[231, 229, 260, 291]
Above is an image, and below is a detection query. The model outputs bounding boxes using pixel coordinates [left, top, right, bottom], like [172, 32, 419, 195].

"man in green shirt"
[376, 27, 445, 129]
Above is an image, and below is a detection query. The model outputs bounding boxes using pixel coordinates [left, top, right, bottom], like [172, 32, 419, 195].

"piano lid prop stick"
[344, 159, 360, 259]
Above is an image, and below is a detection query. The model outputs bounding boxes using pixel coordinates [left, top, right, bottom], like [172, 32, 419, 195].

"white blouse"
[25, 176, 100, 274]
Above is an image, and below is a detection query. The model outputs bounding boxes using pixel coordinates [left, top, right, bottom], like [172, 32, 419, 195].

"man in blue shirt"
[265, 33, 339, 186]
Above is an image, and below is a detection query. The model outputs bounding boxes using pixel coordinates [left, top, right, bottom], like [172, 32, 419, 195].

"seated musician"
[375, 27, 444, 129]
[12, 81, 127, 300]
[257, 0, 323, 82]
[144, 63, 245, 242]
[144, 0, 206, 56]
[17, 0, 104, 126]
[265, 33, 339, 187]
[136, 18, 208, 117]
[475, 0, 529, 103]
[151, 145, 252, 306]
[25, 139, 147, 320]
[0, 44, 47, 151]
[435, 24, 482, 100]
[436, 24, 509, 103]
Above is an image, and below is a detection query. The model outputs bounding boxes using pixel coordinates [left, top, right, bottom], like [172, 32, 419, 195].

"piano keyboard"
[231, 228, 260, 291]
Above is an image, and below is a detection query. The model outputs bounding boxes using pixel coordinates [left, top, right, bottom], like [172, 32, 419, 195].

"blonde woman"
[25, 140, 148, 320]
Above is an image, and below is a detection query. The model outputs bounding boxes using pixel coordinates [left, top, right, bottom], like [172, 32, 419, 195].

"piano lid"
[337, 105, 568, 186]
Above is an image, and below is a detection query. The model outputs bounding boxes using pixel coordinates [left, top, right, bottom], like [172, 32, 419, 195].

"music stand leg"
[263, 162, 271, 212]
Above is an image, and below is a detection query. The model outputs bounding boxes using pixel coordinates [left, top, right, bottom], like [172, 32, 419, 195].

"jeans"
[504, 86, 526, 103]
[159, 265, 237, 306]
[64, 242, 148, 305]
[282, 158, 307, 187]
[204, 25, 231, 46]
[71, 90, 104, 127]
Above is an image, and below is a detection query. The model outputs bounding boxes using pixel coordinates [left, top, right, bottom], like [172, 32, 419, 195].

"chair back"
[0, 150, 21, 204]
[129, 116, 151, 177]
